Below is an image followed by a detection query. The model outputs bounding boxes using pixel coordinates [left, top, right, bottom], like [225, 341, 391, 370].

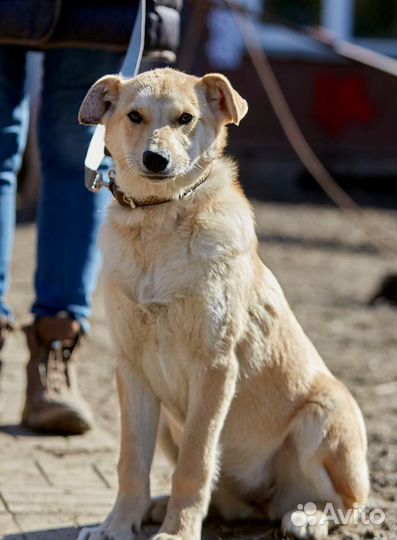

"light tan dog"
[77, 68, 369, 540]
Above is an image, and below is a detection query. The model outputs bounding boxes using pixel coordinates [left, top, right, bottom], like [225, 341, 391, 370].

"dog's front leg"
[153, 357, 238, 540]
[78, 363, 160, 540]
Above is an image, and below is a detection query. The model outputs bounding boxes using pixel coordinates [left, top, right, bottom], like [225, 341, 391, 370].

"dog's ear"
[79, 75, 124, 125]
[202, 73, 248, 125]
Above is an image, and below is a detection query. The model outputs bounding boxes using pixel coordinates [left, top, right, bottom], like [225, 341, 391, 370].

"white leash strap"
[84, 0, 146, 192]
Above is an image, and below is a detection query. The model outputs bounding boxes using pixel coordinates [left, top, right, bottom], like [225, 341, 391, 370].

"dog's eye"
[178, 113, 193, 125]
[128, 111, 143, 124]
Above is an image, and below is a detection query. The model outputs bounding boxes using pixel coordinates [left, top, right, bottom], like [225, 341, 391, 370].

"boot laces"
[41, 340, 73, 394]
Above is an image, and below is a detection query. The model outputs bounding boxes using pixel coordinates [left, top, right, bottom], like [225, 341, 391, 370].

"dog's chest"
[102, 216, 236, 419]
[143, 322, 191, 421]
[103, 223, 205, 306]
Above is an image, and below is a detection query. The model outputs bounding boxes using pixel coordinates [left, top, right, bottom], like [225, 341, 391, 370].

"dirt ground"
[1, 198, 395, 540]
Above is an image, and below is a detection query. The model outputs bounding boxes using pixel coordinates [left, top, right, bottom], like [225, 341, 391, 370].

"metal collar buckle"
[122, 194, 137, 208]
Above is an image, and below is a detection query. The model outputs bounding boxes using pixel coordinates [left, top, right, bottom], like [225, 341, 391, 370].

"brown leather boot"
[22, 315, 93, 435]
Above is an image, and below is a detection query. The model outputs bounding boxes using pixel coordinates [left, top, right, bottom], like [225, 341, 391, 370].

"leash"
[84, 0, 146, 194]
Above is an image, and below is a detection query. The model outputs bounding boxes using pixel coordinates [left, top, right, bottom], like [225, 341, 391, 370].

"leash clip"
[85, 167, 117, 193]
[85, 169, 111, 193]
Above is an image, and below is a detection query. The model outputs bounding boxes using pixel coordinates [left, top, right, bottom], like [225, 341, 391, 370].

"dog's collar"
[108, 166, 213, 209]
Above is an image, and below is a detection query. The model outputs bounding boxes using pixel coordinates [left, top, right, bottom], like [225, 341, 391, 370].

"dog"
[77, 68, 369, 540]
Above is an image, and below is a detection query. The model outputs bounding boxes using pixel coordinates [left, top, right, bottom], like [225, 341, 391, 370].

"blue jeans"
[0, 47, 122, 332]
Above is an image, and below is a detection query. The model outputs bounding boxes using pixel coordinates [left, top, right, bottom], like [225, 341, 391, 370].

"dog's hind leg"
[277, 379, 369, 540]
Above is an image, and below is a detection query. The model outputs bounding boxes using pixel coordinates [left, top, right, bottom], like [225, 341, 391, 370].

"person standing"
[0, 0, 182, 435]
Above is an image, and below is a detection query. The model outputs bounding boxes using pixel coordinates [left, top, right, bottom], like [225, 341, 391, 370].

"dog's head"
[79, 68, 247, 196]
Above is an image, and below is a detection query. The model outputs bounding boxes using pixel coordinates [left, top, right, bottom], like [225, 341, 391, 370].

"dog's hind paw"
[281, 510, 329, 539]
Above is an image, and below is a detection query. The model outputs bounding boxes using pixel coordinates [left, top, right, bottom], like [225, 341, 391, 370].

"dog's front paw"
[151, 534, 196, 540]
[281, 509, 329, 540]
[78, 494, 146, 540]
[77, 519, 137, 540]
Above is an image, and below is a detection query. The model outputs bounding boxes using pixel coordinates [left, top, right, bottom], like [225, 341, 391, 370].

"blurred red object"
[314, 74, 376, 136]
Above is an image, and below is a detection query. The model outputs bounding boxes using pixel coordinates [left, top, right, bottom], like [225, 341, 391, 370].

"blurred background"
[17, 0, 397, 216]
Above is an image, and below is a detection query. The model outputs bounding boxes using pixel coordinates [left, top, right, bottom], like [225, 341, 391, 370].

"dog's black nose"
[142, 150, 170, 173]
